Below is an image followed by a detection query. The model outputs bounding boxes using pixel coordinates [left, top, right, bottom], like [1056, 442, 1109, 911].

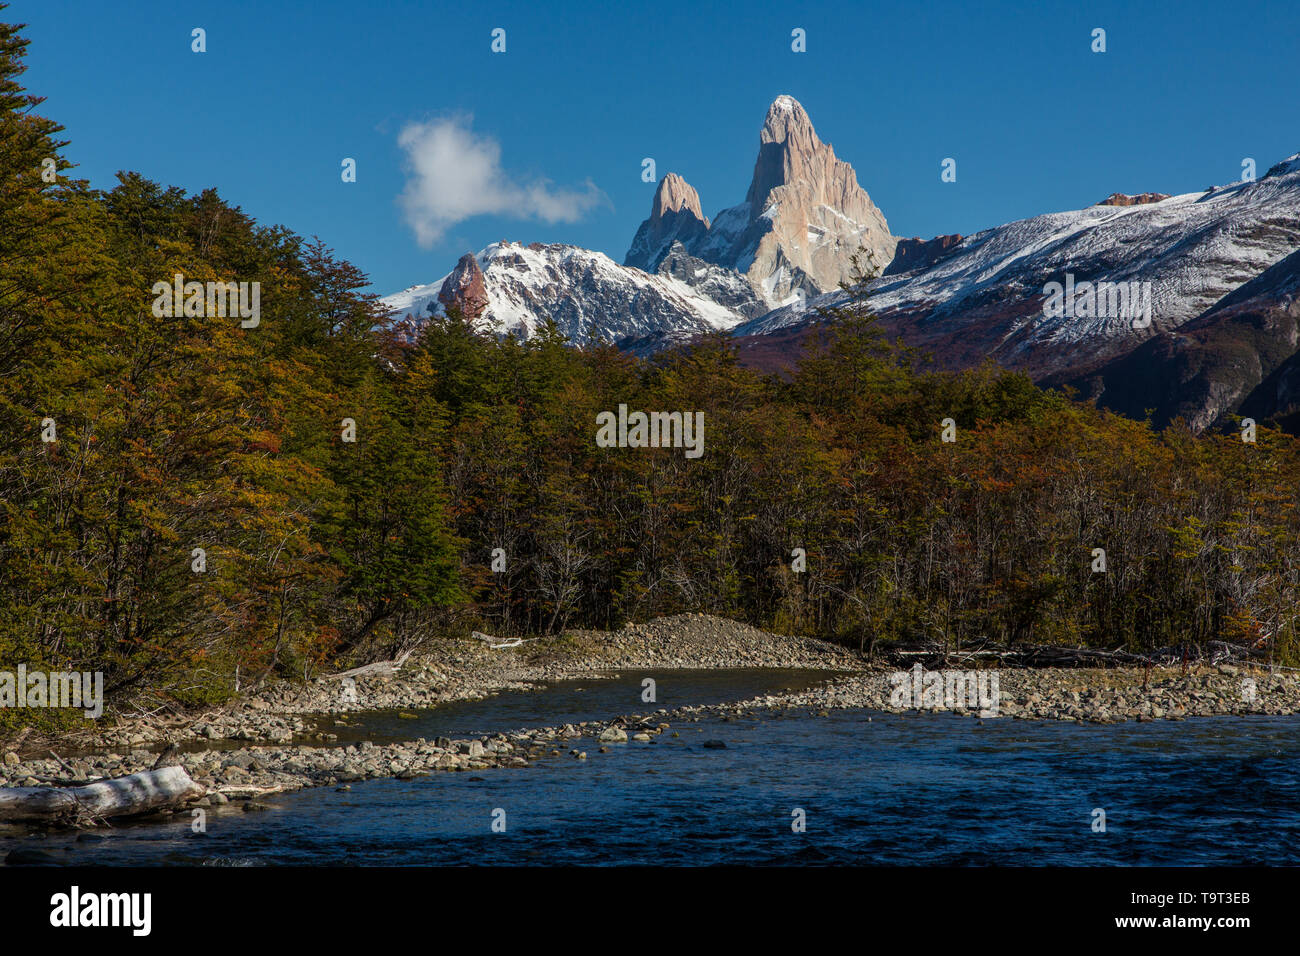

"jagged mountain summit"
[382, 240, 763, 350]
[623, 173, 711, 275]
[625, 95, 896, 306]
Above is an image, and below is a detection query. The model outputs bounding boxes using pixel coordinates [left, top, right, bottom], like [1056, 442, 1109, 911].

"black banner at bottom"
[0, 866, 1272, 942]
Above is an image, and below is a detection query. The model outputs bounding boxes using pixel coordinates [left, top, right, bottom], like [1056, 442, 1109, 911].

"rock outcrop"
[624, 173, 711, 272]
[1097, 192, 1171, 207]
[883, 234, 964, 277]
[437, 252, 489, 321]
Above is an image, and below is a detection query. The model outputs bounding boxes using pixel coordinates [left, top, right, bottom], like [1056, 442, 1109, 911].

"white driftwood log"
[0, 766, 205, 823]
[322, 650, 411, 681]
[472, 630, 526, 650]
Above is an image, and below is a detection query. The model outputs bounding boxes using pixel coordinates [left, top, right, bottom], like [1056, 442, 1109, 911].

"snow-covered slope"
[381, 240, 759, 348]
[1059, 244, 1300, 432]
[740, 153, 1300, 381]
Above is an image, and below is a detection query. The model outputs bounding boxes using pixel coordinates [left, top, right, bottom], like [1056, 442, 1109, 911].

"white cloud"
[397, 116, 607, 247]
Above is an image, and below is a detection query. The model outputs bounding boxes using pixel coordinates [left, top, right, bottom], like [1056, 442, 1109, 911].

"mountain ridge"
[382, 101, 1300, 432]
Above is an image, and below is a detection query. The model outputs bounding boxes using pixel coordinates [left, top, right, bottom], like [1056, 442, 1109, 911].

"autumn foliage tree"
[3, 15, 1300, 734]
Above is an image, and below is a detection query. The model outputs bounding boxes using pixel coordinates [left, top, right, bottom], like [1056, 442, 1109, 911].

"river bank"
[13, 706, 1300, 866]
[2, 614, 1298, 827]
[6, 614, 860, 757]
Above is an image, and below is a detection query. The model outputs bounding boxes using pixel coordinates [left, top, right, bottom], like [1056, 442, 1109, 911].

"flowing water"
[3, 669, 1298, 866]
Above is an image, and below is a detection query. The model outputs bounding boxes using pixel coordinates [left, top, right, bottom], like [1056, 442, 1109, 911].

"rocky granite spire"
[660, 95, 896, 306]
[735, 95, 895, 299]
[624, 172, 711, 272]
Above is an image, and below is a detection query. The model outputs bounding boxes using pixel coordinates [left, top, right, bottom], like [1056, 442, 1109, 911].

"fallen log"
[213, 783, 284, 800]
[471, 630, 531, 650]
[0, 766, 205, 825]
[883, 639, 1284, 670]
[322, 650, 411, 681]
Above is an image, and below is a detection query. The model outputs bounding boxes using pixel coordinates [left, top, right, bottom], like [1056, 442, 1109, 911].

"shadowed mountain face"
[882, 234, 964, 277]
[1056, 247, 1300, 432]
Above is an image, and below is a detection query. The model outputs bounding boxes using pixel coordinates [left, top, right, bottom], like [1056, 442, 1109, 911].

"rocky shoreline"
[11, 614, 860, 754]
[2, 614, 1298, 832]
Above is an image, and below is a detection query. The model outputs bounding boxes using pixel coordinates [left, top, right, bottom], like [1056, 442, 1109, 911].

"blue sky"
[14, 0, 1300, 294]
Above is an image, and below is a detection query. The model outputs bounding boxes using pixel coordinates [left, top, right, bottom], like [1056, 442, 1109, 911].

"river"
[3, 669, 1298, 865]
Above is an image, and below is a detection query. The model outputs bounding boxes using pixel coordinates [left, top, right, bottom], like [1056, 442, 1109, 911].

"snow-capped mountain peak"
[381, 240, 762, 350]
[624, 95, 896, 307]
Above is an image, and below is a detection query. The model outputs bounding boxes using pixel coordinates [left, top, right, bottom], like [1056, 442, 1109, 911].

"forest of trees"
[3, 17, 1298, 729]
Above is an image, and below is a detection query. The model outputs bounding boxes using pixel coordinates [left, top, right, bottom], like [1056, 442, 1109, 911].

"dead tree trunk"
[0, 766, 205, 825]
[322, 650, 412, 681]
